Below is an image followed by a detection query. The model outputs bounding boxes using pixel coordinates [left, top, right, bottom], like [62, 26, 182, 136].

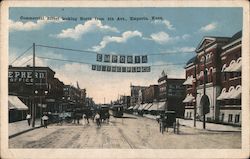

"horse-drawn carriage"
[157, 111, 179, 134]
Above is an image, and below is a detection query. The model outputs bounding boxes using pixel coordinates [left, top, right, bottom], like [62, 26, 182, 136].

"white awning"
[137, 104, 144, 110]
[183, 76, 194, 85]
[231, 58, 242, 72]
[223, 58, 241, 72]
[158, 102, 166, 110]
[230, 85, 241, 99]
[8, 95, 28, 110]
[217, 86, 241, 100]
[148, 102, 158, 111]
[133, 104, 140, 110]
[138, 103, 148, 110]
[127, 106, 134, 110]
[183, 94, 195, 103]
[217, 88, 227, 100]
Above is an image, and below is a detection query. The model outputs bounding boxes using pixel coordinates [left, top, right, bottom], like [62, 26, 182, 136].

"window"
[228, 114, 233, 122]
[235, 114, 240, 123]
[221, 113, 224, 122]
[190, 112, 192, 118]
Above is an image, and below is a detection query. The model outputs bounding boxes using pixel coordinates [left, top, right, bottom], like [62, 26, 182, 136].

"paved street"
[9, 114, 241, 149]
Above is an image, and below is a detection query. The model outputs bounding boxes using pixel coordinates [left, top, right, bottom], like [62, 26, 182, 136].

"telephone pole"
[32, 43, 36, 127]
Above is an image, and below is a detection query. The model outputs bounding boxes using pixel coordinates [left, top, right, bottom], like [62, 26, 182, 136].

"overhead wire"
[10, 45, 33, 65]
[36, 44, 195, 56]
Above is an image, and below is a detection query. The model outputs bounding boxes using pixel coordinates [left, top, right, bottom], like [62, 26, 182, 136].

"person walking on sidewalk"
[26, 113, 31, 126]
[42, 113, 49, 128]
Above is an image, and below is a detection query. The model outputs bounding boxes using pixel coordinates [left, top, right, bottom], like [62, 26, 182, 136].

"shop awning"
[230, 85, 241, 99]
[127, 106, 134, 110]
[133, 104, 140, 110]
[217, 88, 227, 100]
[144, 103, 153, 110]
[183, 76, 194, 85]
[138, 103, 148, 111]
[183, 94, 195, 103]
[148, 102, 159, 111]
[8, 95, 28, 110]
[217, 86, 241, 100]
[223, 58, 241, 72]
[158, 101, 166, 110]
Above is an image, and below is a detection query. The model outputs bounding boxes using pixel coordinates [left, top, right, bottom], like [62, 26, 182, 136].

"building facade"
[8, 66, 64, 121]
[183, 31, 242, 125]
[158, 73, 185, 117]
[130, 84, 147, 106]
[143, 85, 159, 103]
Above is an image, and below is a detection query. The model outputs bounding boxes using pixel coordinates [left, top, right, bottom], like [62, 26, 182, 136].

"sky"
[9, 7, 242, 103]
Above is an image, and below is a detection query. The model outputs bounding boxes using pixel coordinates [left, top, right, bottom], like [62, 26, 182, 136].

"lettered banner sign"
[92, 65, 151, 72]
[97, 54, 148, 64]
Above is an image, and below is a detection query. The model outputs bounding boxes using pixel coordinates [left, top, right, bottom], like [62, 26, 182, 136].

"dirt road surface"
[9, 114, 241, 149]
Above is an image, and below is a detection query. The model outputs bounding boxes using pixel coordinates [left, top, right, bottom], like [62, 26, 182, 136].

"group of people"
[26, 112, 49, 128]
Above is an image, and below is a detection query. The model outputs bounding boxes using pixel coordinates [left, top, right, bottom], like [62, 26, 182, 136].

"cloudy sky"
[9, 8, 242, 103]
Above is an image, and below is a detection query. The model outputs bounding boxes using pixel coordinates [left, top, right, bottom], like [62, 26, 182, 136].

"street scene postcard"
[1, 0, 250, 159]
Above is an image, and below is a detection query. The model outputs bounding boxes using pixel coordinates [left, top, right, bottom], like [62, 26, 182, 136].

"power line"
[10, 45, 33, 65]
[36, 44, 194, 56]
[36, 44, 99, 55]
[37, 56, 92, 65]
[20, 57, 33, 66]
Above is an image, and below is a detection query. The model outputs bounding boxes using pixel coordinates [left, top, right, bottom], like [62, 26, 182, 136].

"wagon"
[158, 111, 179, 134]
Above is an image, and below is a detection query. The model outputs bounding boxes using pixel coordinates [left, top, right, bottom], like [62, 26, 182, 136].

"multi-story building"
[183, 31, 242, 125]
[157, 73, 185, 117]
[62, 85, 86, 111]
[8, 65, 64, 121]
[130, 84, 147, 106]
[218, 31, 242, 125]
[143, 85, 159, 103]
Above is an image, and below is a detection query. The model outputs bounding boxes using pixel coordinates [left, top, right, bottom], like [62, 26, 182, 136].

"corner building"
[183, 31, 242, 125]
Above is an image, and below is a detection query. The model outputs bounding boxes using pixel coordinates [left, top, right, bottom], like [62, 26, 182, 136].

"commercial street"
[9, 114, 241, 149]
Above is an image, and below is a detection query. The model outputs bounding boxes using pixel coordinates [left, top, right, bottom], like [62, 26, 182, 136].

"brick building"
[183, 31, 242, 125]
[157, 72, 185, 117]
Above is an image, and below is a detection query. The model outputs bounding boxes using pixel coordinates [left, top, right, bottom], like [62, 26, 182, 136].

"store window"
[228, 114, 233, 122]
[235, 114, 240, 123]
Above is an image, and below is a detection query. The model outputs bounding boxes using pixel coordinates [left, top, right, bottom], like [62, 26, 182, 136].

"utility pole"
[32, 43, 36, 127]
[203, 44, 207, 129]
[194, 57, 197, 127]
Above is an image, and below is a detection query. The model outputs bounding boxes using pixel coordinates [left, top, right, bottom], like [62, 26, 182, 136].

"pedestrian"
[26, 113, 31, 126]
[82, 113, 86, 124]
[42, 113, 49, 128]
[94, 112, 101, 127]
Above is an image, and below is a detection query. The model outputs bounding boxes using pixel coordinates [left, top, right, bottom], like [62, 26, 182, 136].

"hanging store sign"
[92, 65, 150, 72]
[96, 54, 148, 64]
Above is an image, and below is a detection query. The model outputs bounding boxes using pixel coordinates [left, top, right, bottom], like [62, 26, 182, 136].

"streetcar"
[110, 105, 124, 117]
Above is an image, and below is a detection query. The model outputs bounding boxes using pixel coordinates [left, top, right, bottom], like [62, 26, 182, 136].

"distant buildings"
[183, 31, 242, 125]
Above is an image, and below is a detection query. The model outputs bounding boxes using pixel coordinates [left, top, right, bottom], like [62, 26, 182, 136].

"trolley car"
[110, 105, 124, 117]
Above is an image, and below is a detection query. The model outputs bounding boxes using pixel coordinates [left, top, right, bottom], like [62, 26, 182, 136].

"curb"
[9, 126, 43, 139]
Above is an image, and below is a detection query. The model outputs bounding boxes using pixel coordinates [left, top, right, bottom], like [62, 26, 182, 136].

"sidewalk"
[9, 119, 42, 138]
[143, 114, 241, 132]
